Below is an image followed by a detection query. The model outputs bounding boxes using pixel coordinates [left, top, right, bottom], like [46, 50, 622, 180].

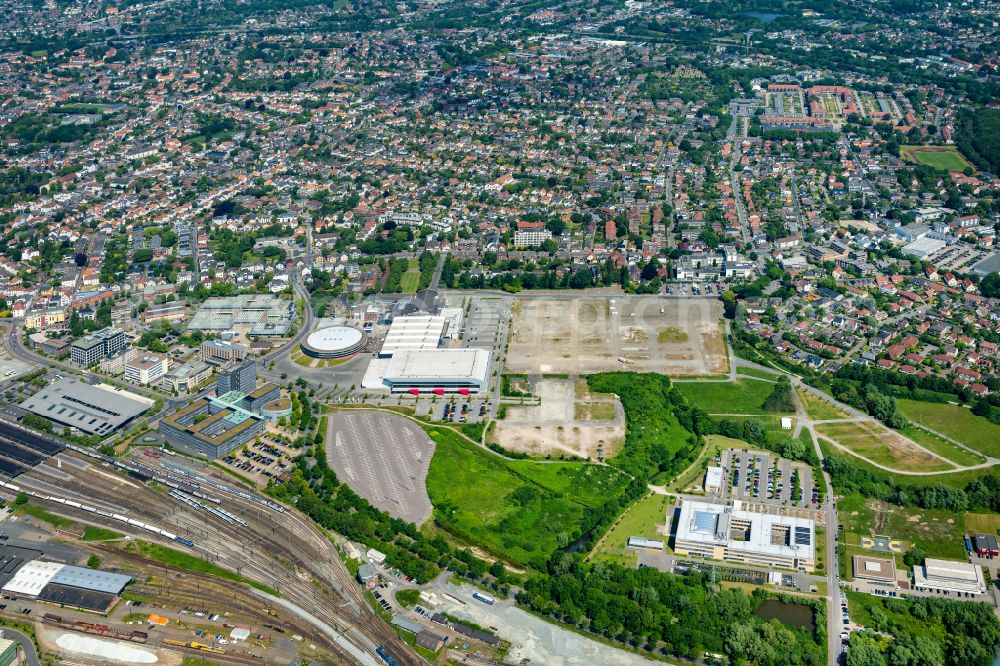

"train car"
[112, 514, 128, 522]
[81, 505, 97, 513]
[376, 646, 398, 666]
[126, 518, 144, 527]
[65, 500, 81, 508]
[472, 592, 495, 606]
[161, 531, 177, 540]
[174, 536, 194, 547]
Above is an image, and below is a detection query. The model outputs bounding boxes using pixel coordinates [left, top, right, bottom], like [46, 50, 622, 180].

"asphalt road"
[0, 627, 40, 666]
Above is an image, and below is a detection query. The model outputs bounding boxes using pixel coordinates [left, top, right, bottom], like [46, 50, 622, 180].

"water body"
[742, 10, 785, 23]
[754, 599, 815, 630]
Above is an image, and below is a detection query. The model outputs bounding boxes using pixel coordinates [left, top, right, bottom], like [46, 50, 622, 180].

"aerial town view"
[0, 0, 998, 664]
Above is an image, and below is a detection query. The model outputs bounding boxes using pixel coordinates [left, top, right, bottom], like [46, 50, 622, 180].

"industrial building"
[0, 638, 15, 666]
[378, 315, 448, 358]
[363, 348, 491, 394]
[1, 559, 132, 613]
[627, 537, 664, 551]
[674, 500, 816, 572]
[912, 558, 986, 595]
[70, 327, 126, 366]
[973, 534, 999, 557]
[20, 379, 151, 436]
[187, 294, 294, 335]
[159, 396, 264, 458]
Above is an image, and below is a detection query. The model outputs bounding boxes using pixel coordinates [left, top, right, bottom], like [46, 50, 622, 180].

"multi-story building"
[124, 354, 170, 386]
[674, 500, 816, 572]
[159, 396, 264, 458]
[217, 360, 257, 395]
[158, 362, 213, 394]
[200, 339, 247, 364]
[513, 229, 553, 248]
[70, 327, 126, 366]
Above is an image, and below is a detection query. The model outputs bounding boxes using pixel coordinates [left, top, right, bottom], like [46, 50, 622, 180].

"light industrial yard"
[493, 380, 624, 459]
[325, 410, 435, 524]
[505, 296, 727, 376]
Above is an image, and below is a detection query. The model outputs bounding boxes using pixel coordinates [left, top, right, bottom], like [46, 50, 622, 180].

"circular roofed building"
[301, 326, 366, 359]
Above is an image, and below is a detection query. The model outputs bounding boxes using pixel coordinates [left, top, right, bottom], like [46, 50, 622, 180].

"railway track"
[11, 452, 420, 665]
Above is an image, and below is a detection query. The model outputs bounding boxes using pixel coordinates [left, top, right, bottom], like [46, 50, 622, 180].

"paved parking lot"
[720, 449, 816, 509]
[461, 297, 507, 350]
[326, 411, 434, 524]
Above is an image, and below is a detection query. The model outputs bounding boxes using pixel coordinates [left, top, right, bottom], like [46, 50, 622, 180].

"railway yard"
[0, 418, 423, 666]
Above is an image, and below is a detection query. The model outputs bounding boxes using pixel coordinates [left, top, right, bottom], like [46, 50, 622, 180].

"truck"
[472, 592, 496, 606]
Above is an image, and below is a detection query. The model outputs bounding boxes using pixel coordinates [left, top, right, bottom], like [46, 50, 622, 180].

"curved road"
[1, 627, 40, 666]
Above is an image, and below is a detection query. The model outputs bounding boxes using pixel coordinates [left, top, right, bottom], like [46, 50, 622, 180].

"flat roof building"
[188, 294, 294, 332]
[124, 354, 170, 386]
[200, 339, 247, 364]
[363, 349, 491, 394]
[70, 327, 125, 366]
[913, 558, 986, 595]
[379, 315, 447, 358]
[20, 379, 150, 436]
[704, 466, 724, 494]
[852, 555, 897, 585]
[674, 500, 816, 572]
[159, 396, 264, 458]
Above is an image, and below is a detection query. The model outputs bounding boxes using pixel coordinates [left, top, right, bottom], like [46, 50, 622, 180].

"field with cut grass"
[897, 399, 1000, 458]
[900, 145, 972, 172]
[899, 425, 985, 467]
[589, 492, 672, 567]
[675, 377, 776, 414]
[796, 389, 848, 422]
[401, 257, 421, 293]
[816, 420, 954, 472]
[737, 366, 780, 380]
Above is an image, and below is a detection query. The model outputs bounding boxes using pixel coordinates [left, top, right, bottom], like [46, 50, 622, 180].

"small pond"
[754, 599, 814, 630]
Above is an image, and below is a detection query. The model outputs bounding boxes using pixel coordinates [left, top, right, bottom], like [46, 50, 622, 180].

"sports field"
[897, 399, 1000, 458]
[900, 145, 972, 172]
[506, 296, 727, 376]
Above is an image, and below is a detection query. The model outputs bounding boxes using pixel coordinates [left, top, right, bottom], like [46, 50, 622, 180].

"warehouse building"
[20, 379, 151, 436]
[1, 560, 132, 613]
[674, 500, 816, 572]
[378, 315, 448, 358]
[362, 348, 491, 394]
[159, 396, 264, 458]
[704, 466, 724, 494]
[973, 534, 999, 557]
[913, 558, 987, 595]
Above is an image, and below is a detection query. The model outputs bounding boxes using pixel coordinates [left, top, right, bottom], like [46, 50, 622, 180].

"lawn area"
[737, 366, 780, 380]
[717, 414, 794, 446]
[81, 526, 124, 542]
[400, 258, 421, 293]
[15, 502, 74, 528]
[128, 541, 279, 595]
[965, 513, 1000, 538]
[897, 399, 1000, 458]
[668, 434, 743, 492]
[796, 389, 848, 421]
[656, 327, 689, 343]
[505, 459, 632, 508]
[837, 494, 966, 560]
[425, 427, 625, 569]
[899, 425, 985, 467]
[573, 401, 616, 420]
[816, 421, 954, 472]
[590, 492, 672, 567]
[675, 377, 777, 414]
[900, 145, 972, 172]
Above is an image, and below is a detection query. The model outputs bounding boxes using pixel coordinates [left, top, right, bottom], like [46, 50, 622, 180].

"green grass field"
[675, 378, 777, 414]
[590, 492, 672, 567]
[899, 425, 985, 467]
[837, 494, 966, 560]
[737, 366, 780, 380]
[716, 414, 794, 446]
[816, 421, 954, 472]
[425, 428, 625, 568]
[900, 145, 972, 172]
[400, 258, 421, 293]
[81, 526, 124, 542]
[15, 503, 74, 528]
[897, 399, 1000, 458]
[129, 541, 279, 595]
[796, 389, 847, 422]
